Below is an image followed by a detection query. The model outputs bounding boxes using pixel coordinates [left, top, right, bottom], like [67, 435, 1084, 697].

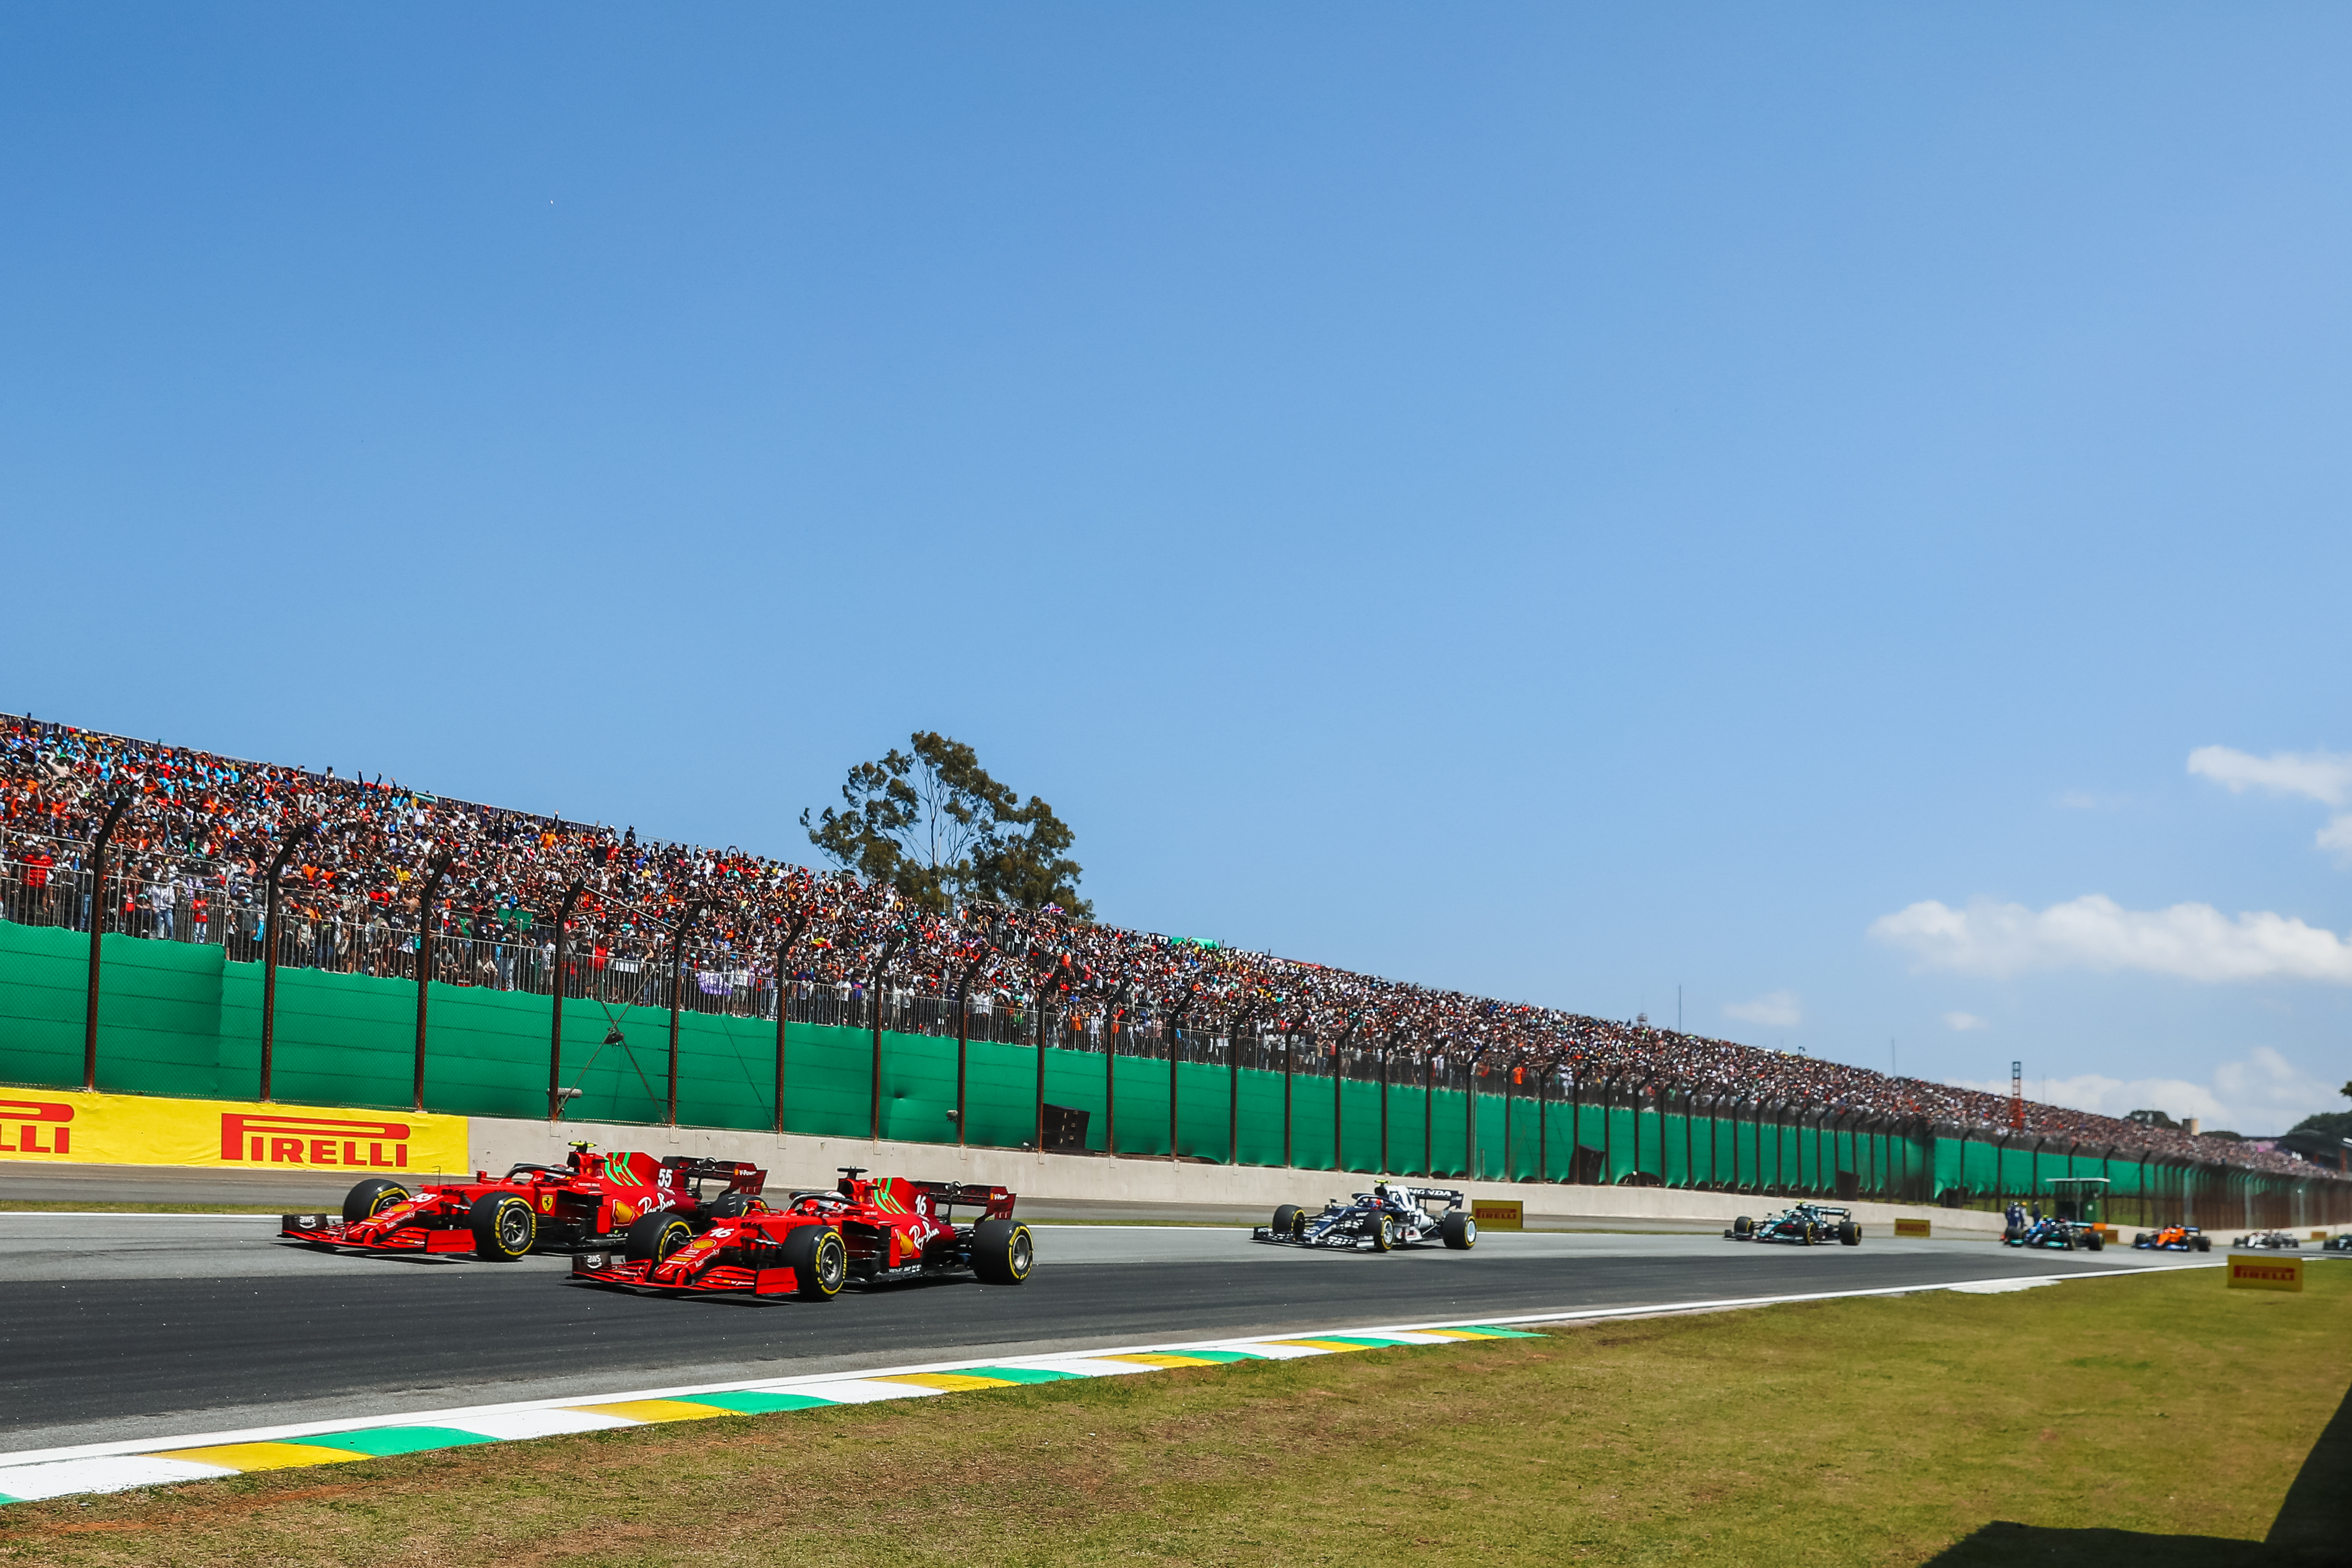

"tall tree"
[801, 732, 1091, 919]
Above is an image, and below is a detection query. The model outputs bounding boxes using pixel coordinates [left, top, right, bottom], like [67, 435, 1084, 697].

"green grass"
[3, 1266, 2343, 1566]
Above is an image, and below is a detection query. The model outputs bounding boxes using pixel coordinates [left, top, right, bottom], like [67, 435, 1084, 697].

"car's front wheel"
[782, 1225, 847, 1298]
[1367, 1212, 1394, 1252]
[470, 1193, 536, 1261]
[625, 1211, 695, 1264]
[1272, 1204, 1302, 1241]
[343, 1178, 410, 1224]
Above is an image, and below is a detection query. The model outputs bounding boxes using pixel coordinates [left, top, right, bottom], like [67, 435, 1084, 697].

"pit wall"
[467, 1114, 2014, 1237]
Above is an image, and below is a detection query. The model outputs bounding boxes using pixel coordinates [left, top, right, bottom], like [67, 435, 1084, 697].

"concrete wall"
[471, 1113, 2014, 1236]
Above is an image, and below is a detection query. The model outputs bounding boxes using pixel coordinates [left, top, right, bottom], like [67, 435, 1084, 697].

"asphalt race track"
[0, 1215, 2203, 1454]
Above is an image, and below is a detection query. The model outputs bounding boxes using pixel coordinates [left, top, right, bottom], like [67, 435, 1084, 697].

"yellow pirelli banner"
[1893, 1217, 1931, 1238]
[1471, 1198, 1524, 1230]
[0, 1090, 466, 1174]
[2226, 1255, 2303, 1293]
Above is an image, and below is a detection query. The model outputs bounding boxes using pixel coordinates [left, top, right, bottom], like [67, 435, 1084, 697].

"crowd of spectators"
[0, 712, 2333, 1182]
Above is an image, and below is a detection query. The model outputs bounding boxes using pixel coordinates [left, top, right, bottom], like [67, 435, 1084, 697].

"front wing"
[280, 1213, 476, 1254]
[570, 1251, 806, 1296]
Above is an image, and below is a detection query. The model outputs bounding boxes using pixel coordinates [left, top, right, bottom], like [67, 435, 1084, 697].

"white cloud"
[2188, 745, 2352, 807]
[1942, 1011, 1990, 1031]
[1724, 991, 1802, 1028]
[1948, 1046, 2336, 1135]
[2320, 814, 2352, 861]
[1869, 895, 2352, 984]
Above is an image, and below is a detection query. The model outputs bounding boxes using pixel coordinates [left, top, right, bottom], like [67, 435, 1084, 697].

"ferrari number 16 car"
[2132, 1224, 2212, 1252]
[568, 1166, 1033, 1299]
[1250, 1182, 1477, 1252]
[281, 1144, 764, 1261]
[1726, 1203, 1861, 1246]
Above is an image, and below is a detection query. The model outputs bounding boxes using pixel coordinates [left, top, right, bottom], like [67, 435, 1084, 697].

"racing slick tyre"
[1732, 1215, 1754, 1238]
[2134, 1233, 2149, 1247]
[1272, 1204, 1303, 1242]
[781, 1225, 848, 1299]
[625, 1212, 695, 1264]
[470, 1193, 537, 1261]
[342, 1178, 411, 1224]
[972, 1218, 1035, 1285]
[1440, 1211, 1477, 1251]
[1367, 1212, 1394, 1252]
[2193, 1236, 2211, 1253]
[1839, 1222, 1860, 1247]
[2086, 1230, 2105, 1252]
[1803, 1222, 1819, 1246]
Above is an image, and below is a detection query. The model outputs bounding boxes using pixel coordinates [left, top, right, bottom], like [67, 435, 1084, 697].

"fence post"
[1333, 1019, 1356, 1174]
[1281, 1023, 1296, 1169]
[1104, 1002, 1123, 1157]
[81, 795, 130, 1092]
[1166, 990, 1193, 1164]
[1228, 1009, 1253, 1166]
[772, 908, 813, 1138]
[952, 945, 986, 1149]
[547, 880, 585, 1120]
[1422, 1047, 1435, 1178]
[256, 820, 315, 1103]
[867, 931, 902, 1142]
[666, 900, 705, 1127]
[1378, 1031, 1393, 1175]
[412, 850, 454, 1114]
[1464, 1056, 1478, 1181]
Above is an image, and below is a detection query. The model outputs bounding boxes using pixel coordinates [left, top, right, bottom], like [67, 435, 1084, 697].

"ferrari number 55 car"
[568, 1166, 1033, 1299]
[1251, 1182, 1476, 1251]
[280, 1144, 764, 1261]
[1726, 1203, 1861, 1246]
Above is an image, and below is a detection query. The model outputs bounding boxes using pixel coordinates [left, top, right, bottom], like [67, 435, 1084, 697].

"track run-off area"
[0, 1213, 2213, 1460]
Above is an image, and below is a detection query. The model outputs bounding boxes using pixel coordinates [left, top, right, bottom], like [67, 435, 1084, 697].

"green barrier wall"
[0, 919, 2337, 1224]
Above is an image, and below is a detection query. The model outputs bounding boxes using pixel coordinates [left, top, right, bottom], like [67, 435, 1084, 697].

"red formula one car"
[280, 1144, 766, 1261]
[569, 1166, 1034, 1300]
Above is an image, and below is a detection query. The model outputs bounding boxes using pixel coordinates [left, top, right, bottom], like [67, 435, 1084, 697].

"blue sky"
[5, 7, 2347, 1131]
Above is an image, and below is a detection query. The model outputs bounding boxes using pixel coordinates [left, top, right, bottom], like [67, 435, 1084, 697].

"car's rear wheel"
[2086, 1229, 2105, 1252]
[972, 1218, 1034, 1285]
[1839, 1222, 1860, 1246]
[626, 1212, 696, 1264]
[2193, 1236, 2210, 1253]
[1272, 1203, 1302, 1241]
[782, 1225, 848, 1298]
[470, 1193, 536, 1261]
[1367, 1212, 1394, 1252]
[1440, 1211, 1476, 1250]
[343, 1178, 410, 1224]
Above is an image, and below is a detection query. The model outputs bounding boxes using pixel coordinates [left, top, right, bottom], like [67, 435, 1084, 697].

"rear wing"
[659, 1156, 768, 1195]
[906, 1179, 1017, 1221]
[1387, 1185, 1465, 1210]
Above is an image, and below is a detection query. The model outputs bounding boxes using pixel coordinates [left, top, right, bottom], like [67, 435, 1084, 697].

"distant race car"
[2004, 1215, 2105, 1252]
[281, 1144, 764, 1261]
[2132, 1224, 2212, 1253]
[1726, 1203, 1860, 1246]
[2231, 1230, 2302, 1250]
[1251, 1182, 1476, 1252]
[2324, 1234, 2352, 1253]
[569, 1167, 1032, 1299]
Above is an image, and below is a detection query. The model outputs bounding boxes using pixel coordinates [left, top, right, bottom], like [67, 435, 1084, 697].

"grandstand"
[1, 710, 2345, 1223]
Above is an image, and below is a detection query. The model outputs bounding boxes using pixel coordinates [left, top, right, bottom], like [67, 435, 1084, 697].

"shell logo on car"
[0, 1091, 465, 1173]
